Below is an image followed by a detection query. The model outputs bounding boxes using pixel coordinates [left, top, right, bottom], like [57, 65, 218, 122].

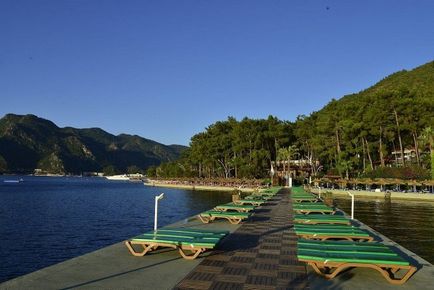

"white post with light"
[347, 191, 355, 220]
[317, 186, 321, 199]
[154, 193, 165, 231]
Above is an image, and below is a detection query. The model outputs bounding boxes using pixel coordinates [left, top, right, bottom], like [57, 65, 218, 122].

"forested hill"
[151, 60, 433, 180]
[295, 61, 433, 177]
[0, 114, 186, 174]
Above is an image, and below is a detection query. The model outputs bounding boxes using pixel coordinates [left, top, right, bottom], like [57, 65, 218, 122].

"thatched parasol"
[373, 178, 390, 191]
[336, 179, 348, 189]
[406, 180, 422, 192]
[421, 179, 434, 186]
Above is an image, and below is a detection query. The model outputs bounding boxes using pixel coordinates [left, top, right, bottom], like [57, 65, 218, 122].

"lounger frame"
[125, 240, 209, 260]
[294, 209, 336, 215]
[296, 233, 373, 242]
[197, 213, 248, 224]
[300, 259, 416, 285]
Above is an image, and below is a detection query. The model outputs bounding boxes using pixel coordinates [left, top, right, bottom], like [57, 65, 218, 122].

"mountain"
[0, 114, 187, 174]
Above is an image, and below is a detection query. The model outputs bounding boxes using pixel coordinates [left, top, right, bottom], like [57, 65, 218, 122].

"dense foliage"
[294, 61, 434, 179]
[0, 114, 186, 174]
[148, 116, 295, 178]
[153, 61, 434, 180]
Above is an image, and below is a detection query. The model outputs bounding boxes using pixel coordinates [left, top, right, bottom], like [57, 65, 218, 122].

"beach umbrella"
[373, 178, 389, 191]
[357, 178, 374, 190]
[406, 180, 422, 192]
[336, 179, 348, 189]
[421, 180, 434, 193]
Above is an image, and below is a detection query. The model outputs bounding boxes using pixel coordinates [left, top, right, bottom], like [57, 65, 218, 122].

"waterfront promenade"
[1, 188, 433, 289]
[310, 188, 434, 202]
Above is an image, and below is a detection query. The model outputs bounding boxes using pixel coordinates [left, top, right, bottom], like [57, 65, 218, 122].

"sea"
[0, 176, 433, 283]
[0, 176, 231, 283]
[334, 197, 434, 265]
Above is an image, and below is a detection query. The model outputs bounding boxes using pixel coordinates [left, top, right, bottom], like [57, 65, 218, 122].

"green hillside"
[294, 60, 433, 178]
[152, 60, 433, 180]
[0, 114, 186, 174]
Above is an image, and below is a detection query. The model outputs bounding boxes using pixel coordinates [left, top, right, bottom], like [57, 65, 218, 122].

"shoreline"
[145, 181, 434, 202]
[310, 188, 434, 202]
[144, 181, 257, 193]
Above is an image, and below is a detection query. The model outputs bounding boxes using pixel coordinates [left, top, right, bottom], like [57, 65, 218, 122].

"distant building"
[391, 148, 417, 165]
[271, 159, 315, 186]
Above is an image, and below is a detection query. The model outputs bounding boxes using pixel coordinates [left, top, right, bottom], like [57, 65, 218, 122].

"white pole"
[318, 186, 321, 199]
[347, 191, 354, 220]
[154, 193, 165, 231]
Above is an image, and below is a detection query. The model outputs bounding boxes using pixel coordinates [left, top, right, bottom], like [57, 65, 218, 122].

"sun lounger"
[233, 199, 266, 206]
[293, 204, 335, 215]
[125, 228, 229, 260]
[244, 194, 273, 200]
[292, 195, 320, 202]
[293, 201, 326, 206]
[297, 239, 416, 284]
[294, 224, 373, 241]
[214, 203, 255, 212]
[294, 214, 351, 225]
[198, 210, 251, 224]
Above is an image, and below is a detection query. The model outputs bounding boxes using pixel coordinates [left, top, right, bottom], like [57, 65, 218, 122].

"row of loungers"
[291, 186, 416, 285]
[197, 186, 280, 224]
[125, 186, 281, 260]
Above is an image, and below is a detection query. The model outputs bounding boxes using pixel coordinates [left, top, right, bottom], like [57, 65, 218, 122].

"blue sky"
[1, 1, 433, 145]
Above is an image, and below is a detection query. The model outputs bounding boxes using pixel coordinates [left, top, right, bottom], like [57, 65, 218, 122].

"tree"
[103, 165, 118, 176]
[419, 127, 434, 179]
[0, 155, 7, 173]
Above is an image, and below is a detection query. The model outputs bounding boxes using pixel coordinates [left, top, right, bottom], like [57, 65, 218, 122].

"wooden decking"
[175, 188, 309, 290]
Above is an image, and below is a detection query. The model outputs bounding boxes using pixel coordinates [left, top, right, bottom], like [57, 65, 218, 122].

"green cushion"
[214, 203, 255, 211]
[131, 235, 219, 248]
[202, 210, 250, 218]
[297, 250, 410, 266]
[160, 227, 229, 236]
[294, 214, 348, 220]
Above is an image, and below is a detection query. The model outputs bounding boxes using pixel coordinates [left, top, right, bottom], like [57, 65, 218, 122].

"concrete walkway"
[0, 220, 240, 290]
[175, 188, 308, 290]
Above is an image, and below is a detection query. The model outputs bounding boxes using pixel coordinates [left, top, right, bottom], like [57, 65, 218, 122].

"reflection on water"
[334, 197, 434, 264]
[0, 176, 232, 283]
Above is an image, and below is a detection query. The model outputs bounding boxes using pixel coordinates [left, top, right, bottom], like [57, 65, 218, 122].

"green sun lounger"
[125, 228, 229, 260]
[233, 199, 266, 206]
[293, 202, 326, 206]
[214, 203, 255, 212]
[297, 239, 416, 285]
[198, 210, 251, 224]
[293, 204, 335, 215]
[294, 224, 373, 241]
[151, 227, 229, 238]
[292, 195, 320, 202]
[294, 214, 351, 225]
[244, 194, 273, 200]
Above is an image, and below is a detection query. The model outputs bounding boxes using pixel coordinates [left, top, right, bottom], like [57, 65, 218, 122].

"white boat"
[3, 178, 23, 183]
[105, 174, 130, 181]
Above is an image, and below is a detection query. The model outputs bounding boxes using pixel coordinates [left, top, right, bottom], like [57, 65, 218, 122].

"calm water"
[1, 179, 434, 284]
[334, 197, 434, 264]
[0, 176, 232, 283]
